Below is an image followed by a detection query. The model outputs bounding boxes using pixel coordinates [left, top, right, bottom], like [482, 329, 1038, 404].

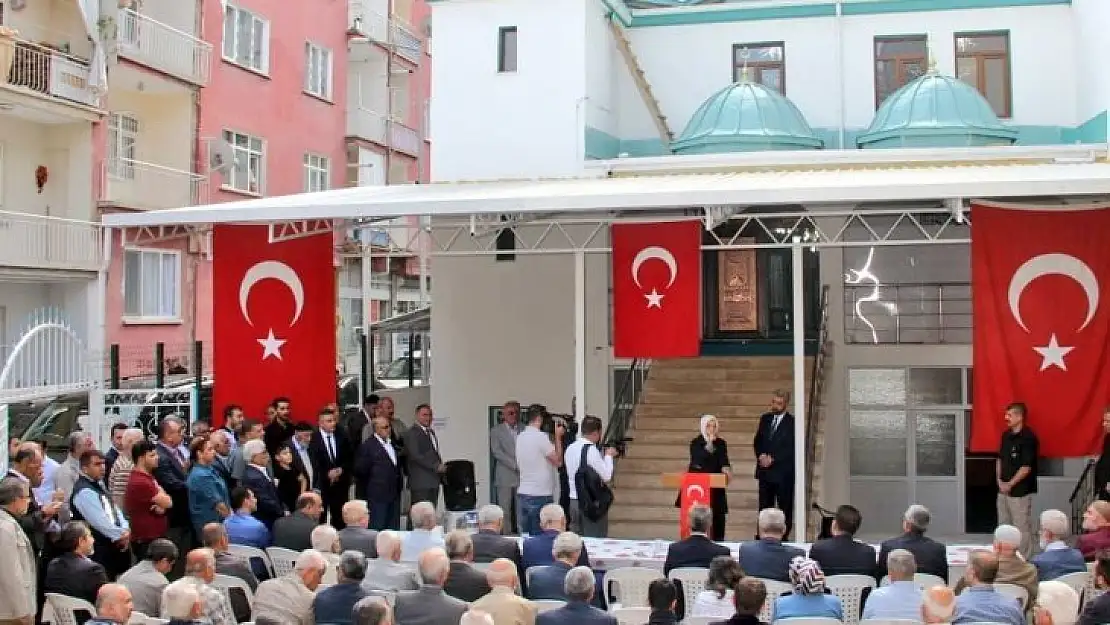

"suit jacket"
[272, 511, 318, 552]
[6, 469, 48, 554]
[1080, 589, 1110, 625]
[394, 584, 469, 625]
[528, 561, 572, 600]
[490, 422, 520, 488]
[444, 560, 493, 602]
[875, 532, 948, 582]
[309, 428, 353, 492]
[117, 559, 169, 617]
[473, 586, 538, 625]
[808, 534, 877, 577]
[314, 580, 369, 625]
[663, 534, 731, 576]
[213, 456, 236, 492]
[339, 525, 379, 558]
[737, 539, 805, 583]
[354, 435, 404, 503]
[536, 601, 617, 625]
[105, 447, 120, 482]
[1032, 546, 1087, 580]
[44, 552, 109, 605]
[361, 558, 420, 592]
[403, 423, 443, 491]
[242, 465, 284, 529]
[522, 530, 590, 571]
[153, 443, 191, 528]
[253, 574, 316, 625]
[473, 529, 526, 592]
[215, 551, 259, 590]
[0, 510, 36, 620]
[753, 411, 795, 485]
[954, 554, 1038, 605]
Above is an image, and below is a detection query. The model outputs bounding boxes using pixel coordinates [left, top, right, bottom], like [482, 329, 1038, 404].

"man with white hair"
[239, 437, 284, 528]
[522, 503, 590, 571]
[956, 524, 1037, 604]
[253, 548, 328, 625]
[1034, 580, 1080, 625]
[363, 530, 420, 592]
[401, 500, 444, 561]
[314, 550, 371, 624]
[394, 547, 468, 625]
[472, 504, 527, 591]
[169, 548, 235, 625]
[161, 579, 204, 622]
[862, 549, 922, 621]
[876, 504, 949, 582]
[1032, 509, 1086, 580]
[56, 431, 94, 499]
[528, 531, 583, 600]
[340, 499, 379, 558]
[472, 558, 536, 625]
[737, 508, 805, 583]
[354, 596, 393, 625]
[535, 566, 616, 625]
[461, 610, 496, 625]
[922, 586, 956, 624]
[86, 583, 135, 625]
[444, 529, 493, 601]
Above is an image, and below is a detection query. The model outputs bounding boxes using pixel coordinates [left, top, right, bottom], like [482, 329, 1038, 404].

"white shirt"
[564, 437, 613, 500]
[376, 434, 397, 465]
[293, 440, 313, 483]
[516, 426, 556, 497]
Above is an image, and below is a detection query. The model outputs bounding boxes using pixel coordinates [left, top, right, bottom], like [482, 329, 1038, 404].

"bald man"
[921, 585, 955, 624]
[87, 583, 134, 624]
[177, 548, 236, 625]
[471, 558, 536, 625]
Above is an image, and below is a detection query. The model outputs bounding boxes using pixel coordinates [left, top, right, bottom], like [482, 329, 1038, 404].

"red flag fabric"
[612, 221, 701, 358]
[679, 473, 712, 538]
[970, 202, 1110, 456]
[212, 225, 336, 426]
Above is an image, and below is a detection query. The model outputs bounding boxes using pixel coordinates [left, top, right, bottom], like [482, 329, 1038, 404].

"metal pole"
[791, 241, 807, 540]
[155, 342, 165, 387]
[359, 332, 369, 398]
[574, 251, 586, 423]
[361, 232, 372, 398]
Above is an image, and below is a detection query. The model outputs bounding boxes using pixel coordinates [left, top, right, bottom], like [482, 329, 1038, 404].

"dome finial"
[926, 34, 939, 74]
[737, 47, 751, 83]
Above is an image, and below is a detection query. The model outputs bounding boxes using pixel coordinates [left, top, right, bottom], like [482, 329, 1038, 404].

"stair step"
[622, 444, 758, 462]
[630, 416, 764, 431]
[642, 391, 793, 406]
[655, 357, 801, 369]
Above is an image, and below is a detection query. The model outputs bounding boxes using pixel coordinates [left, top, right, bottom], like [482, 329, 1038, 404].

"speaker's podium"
[662, 472, 727, 538]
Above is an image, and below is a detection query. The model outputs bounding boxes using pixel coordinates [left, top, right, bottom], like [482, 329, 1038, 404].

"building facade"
[427, 0, 1110, 536]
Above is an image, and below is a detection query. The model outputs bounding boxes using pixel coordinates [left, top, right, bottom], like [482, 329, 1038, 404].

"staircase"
[606, 17, 674, 149]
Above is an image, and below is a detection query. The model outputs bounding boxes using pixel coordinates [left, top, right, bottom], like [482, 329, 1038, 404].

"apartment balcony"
[348, 1, 422, 65]
[0, 37, 101, 110]
[348, 107, 421, 157]
[99, 158, 208, 211]
[117, 9, 212, 87]
[0, 210, 101, 272]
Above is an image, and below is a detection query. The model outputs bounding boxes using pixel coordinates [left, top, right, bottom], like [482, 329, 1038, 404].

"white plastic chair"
[754, 578, 793, 623]
[45, 593, 97, 625]
[228, 544, 274, 576]
[880, 573, 946, 591]
[825, 573, 876, 625]
[993, 582, 1028, 609]
[612, 607, 652, 625]
[771, 619, 842, 625]
[1084, 562, 1105, 607]
[533, 599, 566, 613]
[668, 567, 710, 616]
[603, 567, 660, 609]
[265, 546, 300, 577]
[211, 573, 255, 614]
[1055, 570, 1090, 601]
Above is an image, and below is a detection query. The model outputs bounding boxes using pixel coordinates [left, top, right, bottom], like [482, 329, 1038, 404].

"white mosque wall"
[1073, 0, 1110, 132]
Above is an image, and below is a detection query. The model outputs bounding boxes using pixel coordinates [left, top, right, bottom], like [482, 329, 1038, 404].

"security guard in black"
[999, 425, 1038, 497]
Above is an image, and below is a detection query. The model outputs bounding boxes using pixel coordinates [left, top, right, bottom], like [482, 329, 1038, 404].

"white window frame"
[304, 42, 333, 99]
[122, 248, 182, 323]
[303, 153, 330, 193]
[222, 129, 265, 195]
[222, 4, 270, 74]
[108, 112, 140, 181]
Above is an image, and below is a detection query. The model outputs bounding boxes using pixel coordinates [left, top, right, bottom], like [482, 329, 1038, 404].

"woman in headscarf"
[772, 556, 843, 621]
[676, 414, 731, 540]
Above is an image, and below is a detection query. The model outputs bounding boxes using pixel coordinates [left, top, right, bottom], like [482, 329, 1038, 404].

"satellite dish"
[206, 138, 236, 173]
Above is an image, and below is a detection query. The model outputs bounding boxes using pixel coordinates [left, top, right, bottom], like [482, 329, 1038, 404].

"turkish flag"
[679, 473, 712, 538]
[612, 221, 701, 358]
[212, 225, 336, 426]
[971, 202, 1110, 456]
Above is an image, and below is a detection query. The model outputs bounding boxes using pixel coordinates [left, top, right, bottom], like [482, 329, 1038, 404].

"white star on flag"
[257, 328, 287, 360]
[1033, 333, 1074, 371]
[644, 288, 664, 308]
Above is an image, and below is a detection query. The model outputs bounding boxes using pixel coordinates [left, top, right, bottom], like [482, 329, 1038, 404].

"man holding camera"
[565, 416, 616, 537]
[515, 404, 564, 536]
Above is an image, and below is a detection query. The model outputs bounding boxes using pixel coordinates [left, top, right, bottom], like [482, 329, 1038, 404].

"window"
[955, 32, 1011, 117]
[123, 249, 181, 320]
[874, 36, 927, 107]
[222, 130, 265, 194]
[303, 154, 330, 192]
[108, 113, 140, 180]
[222, 4, 269, 73]
[732, 42, 785, 93]
[497, 27, 517, 73]
[304, 42, 333, 99]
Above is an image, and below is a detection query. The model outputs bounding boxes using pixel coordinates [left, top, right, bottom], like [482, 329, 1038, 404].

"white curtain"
[74, 0, 108, 93]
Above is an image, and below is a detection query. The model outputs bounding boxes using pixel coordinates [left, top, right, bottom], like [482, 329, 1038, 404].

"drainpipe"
[835, 0, 845, 149]
[576, 96, 587, 165]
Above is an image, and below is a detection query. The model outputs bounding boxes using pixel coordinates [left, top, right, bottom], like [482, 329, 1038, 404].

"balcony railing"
[349, 1, 422, 65]
[348, 107, 421, 155]
[843, 281, 971, 345]
[0, 210, 101, 272]
[0, 38, 100, 108]
[100, 158, 208, 211]
[389, 120, 421, 156]
[391, 22, 422, 64]
[117, 9, 212, 86]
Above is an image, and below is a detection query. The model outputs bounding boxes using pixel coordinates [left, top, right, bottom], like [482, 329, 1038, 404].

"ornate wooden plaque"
[717, 243, 758, 332]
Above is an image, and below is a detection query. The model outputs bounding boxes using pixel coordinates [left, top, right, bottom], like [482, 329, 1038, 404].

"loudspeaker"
[442, 459, 476, 511]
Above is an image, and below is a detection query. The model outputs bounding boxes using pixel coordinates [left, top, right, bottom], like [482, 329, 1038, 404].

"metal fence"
[843, 281, 972, 345]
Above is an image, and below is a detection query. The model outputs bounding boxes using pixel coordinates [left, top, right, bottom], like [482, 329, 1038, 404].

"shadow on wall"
[382, 385, 431, 429]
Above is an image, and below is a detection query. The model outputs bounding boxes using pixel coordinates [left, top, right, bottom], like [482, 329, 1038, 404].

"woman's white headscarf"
[700, 414, 718, 451]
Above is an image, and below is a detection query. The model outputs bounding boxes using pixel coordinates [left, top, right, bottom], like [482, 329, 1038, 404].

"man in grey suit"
[490, 401, 522, 533]
[362, 531, 421, 592]
[339, 500, 379, 558]
[394, 547, 469, 625]
[403, 404, 444, 508]
[229, 420, 265, 481]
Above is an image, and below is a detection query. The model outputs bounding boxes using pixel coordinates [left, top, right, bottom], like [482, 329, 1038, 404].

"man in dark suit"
[403, 404, 444, 508]
[153, 416, 192, 576]
[272, 492, 323, 552]
[875, 504, 949, 582]
[309, 408, 352, 529]
[753, 390, 795, 538]
[355, 415, 404, 530]
[738, 508, 805, 582]
[442, 530, 492, 602]
[239, 439, 285, 529]
[663, 505, 730, 575]
[808, 504, 877, 577]
[472, 504, 526, 593]
[536, 566, 617, 625]
[104, 423, 128, 479]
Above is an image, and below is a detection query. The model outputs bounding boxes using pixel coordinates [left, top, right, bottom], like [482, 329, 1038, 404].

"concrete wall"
[0, 117, 94, 220]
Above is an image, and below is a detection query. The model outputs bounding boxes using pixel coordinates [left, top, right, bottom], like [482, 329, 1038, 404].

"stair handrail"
[804, 284, 831, 537]
[603, 358, 651, 448]
[1069, 457, 1098, 534]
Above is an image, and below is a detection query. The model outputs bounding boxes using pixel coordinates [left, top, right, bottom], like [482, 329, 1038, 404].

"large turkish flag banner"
[970, 202, 1110, 456]
[612, 221, 701, 358]
[212, 225, 336, 426]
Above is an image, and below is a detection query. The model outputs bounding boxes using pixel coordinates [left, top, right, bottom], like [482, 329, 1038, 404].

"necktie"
[772, 414, 782, 433]
[427, 426, 439, 452]
[326, 434, 335, 461]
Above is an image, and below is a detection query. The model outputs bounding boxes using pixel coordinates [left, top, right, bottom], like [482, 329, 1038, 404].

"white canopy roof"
[102, 155, 1110, 228]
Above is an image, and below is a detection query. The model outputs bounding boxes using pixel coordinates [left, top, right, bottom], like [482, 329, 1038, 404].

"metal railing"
[100, 158, 208, 210]
[348, 2, 422, 64]
[0, 37, 100, 108]
[117, 9, 213, 86]
[805, 285, 831, 539]
[1070, 458, 1098, 534]
[0, 210, 101, 271]
[391, 21, 422, 64]
[390, 119, 421, 156]
[348, 106, 421, 155]
[843, 281, 971, 345]
[603, 359, 652, 449]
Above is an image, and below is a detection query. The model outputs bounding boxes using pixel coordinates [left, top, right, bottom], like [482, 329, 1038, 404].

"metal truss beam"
[121, 224, 207, 246]
[268, 220, 334, 242]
